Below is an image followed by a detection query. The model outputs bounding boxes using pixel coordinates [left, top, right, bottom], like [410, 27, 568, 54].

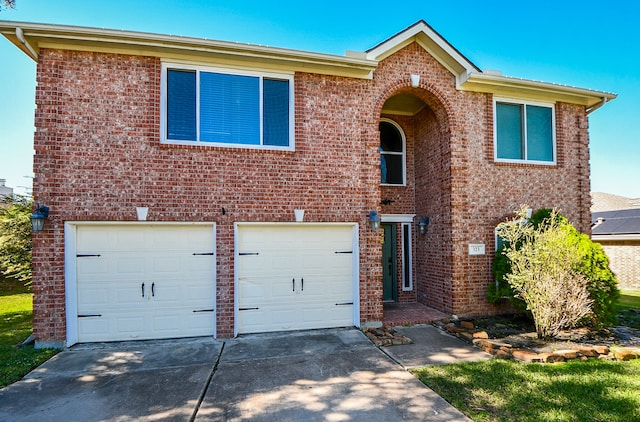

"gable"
[366, 20, 479, 85]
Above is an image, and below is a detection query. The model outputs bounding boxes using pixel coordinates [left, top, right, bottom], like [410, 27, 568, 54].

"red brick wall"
[31, 41, 594, 342]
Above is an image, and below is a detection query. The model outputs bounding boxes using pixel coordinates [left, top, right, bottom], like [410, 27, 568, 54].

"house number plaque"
[468, 243, 485, 255]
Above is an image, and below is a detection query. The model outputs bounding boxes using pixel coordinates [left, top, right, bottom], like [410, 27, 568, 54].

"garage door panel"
[237, 224, 356, 334]
[75, 224, 215, 343]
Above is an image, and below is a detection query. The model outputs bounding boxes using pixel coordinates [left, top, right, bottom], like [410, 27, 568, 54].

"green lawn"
[618, 289, 640, 309]
[411, 289, 640, 421]
[0, 282, 58, 388]
[413, 359, 640, 422]
[617, 289, 640, 329]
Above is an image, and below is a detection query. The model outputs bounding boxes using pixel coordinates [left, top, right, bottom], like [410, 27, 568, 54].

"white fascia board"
[0, 21, 377, 79]
[459, 71, 617, 108]
[592, 234, 640, 241]
[366, 21, 478, 80]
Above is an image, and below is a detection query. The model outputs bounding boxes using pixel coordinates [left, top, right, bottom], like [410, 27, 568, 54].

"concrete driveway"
[0, 328, 475, 421]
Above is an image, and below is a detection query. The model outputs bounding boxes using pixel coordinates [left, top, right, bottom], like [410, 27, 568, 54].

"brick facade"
[598, 242, 640, 290]
[30, 36, 596, 344]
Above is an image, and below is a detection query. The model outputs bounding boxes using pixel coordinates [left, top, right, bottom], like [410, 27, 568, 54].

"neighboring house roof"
[0, 20, 616, 109]
[591, 192, 640, 212]
[592, 209, 640, 240]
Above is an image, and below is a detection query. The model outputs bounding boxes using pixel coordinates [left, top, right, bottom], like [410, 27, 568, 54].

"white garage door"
[236, 224, 357, 334]
[74, 224, 215, 342]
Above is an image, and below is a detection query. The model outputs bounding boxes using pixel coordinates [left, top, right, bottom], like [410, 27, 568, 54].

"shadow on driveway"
[1, 328, 473, 421]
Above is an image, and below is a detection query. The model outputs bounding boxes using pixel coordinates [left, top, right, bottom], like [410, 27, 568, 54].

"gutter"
[15, 27, 38, 60]
[586, 96, 609, 115]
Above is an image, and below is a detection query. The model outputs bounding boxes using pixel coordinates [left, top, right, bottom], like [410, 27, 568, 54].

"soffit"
[0, 21, 377, 78]
[381, 94, 427, 116]
[460, 72, 617, 108]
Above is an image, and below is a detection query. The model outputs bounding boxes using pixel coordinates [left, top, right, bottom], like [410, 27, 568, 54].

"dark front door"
[381, 223, 397, 301]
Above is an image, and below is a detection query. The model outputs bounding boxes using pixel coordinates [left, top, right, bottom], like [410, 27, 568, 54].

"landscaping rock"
[460, 321, 474, 330]
[363, 326, 412, 347]
[473, 331, 489, 339]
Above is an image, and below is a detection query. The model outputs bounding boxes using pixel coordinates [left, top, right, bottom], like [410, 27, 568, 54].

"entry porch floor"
[382, 302, 448, 327]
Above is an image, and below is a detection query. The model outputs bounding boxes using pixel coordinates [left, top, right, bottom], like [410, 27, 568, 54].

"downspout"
[586, 97, 609, 115]
[16, 27, 38, 61]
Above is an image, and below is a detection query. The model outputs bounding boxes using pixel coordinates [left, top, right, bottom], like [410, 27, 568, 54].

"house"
[0, 20, 616, 348]
[0, 178, 13, 201]
[592, 209, 640, 290]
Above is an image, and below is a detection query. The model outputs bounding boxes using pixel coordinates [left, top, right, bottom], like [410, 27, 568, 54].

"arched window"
[379, 119, 406, 185]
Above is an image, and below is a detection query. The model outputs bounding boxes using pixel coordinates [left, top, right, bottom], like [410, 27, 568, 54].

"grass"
[616, 289, 640, 329]
[0, 280, 58, 388]
[618, 289, 640, 309]
[410, 289, 640, 421]
[413, 359, 640, 422]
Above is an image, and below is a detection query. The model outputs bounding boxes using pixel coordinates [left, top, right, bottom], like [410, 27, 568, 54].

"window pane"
[526, 105, 553, 161]
[403, 224, 411, 289]
[167, 69, 196, 141]
[381, 154, 403, 184]
[379, 122, 403, 152]
[496, 103, 523, 159]
[263, 78, 290, 146]
[200, 72, 260, 144]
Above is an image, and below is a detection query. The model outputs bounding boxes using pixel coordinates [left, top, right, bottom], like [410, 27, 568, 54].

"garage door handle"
[292, 278, 295, 292]
[141, 282, 145, 297]
[151, 282, 155, 297]
[301, 278, 304, 291]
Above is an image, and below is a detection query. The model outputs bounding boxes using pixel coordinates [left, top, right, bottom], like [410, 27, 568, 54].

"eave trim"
[460, 72, 617, 108]
[0, 21, 377, 78]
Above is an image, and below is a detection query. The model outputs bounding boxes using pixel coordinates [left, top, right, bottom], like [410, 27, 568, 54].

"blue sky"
[0, 0, 638, 197]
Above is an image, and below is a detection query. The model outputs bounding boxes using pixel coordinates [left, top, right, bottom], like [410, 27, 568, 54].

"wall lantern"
[369, 210, 381, 232]
[410, 74, 420, 87]
[418, 216, 430, 235]
[30, 204, 49, 233]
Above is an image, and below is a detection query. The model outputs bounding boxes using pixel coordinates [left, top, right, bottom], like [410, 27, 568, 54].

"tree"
[0, 195, 32, 284]
[0, 1, 16, 11]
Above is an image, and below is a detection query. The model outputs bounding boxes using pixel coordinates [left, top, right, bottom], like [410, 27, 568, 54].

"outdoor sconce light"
[30, 204, 49, 233]
[418, 216, 430, 235]
[410, 74, 420, 87]
[369, 210, 381, 232]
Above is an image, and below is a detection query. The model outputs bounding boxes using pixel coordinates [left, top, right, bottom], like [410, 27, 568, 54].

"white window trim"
[380, 118, 407, 186]
[161, 62, 295, 151]
[493, 97, 556, 165]
[401, 222, 413, 291]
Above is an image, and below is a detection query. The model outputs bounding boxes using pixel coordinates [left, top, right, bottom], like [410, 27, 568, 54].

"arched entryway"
[376, 85, 454, 320]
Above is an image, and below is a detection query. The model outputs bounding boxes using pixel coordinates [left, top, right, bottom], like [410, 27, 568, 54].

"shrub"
[490, 207, 619, 333]
[0, 195, 32, 285]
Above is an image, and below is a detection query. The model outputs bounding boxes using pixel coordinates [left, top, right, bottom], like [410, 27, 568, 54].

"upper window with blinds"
[494, 99, 555, 165]
[161, 64, 294, 150]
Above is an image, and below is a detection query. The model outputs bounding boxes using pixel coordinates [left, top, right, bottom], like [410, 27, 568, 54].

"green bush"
[489, 208, 619, 329]
[0, 195, 33, 285]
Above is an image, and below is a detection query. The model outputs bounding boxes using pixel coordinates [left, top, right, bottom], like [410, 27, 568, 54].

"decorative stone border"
[363, 326, 413, 347]
[436, 320, 640, 363]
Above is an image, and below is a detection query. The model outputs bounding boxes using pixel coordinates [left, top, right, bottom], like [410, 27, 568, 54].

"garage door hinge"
[238, 252, 259, 256]
[335, 302, 353, 306]
[192, 252, 214, 256]
[78, 314, 102, 318]
[239, 307, 259, 311]
[77, 254, 101, 258]
[193, 309, 214, 313]
[334, 251, 353, 254]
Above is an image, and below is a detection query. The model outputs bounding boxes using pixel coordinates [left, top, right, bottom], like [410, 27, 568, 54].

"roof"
[591, 192, 640, 213]
[0, 20, 616, 109]
[592, 209, 640, 239]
